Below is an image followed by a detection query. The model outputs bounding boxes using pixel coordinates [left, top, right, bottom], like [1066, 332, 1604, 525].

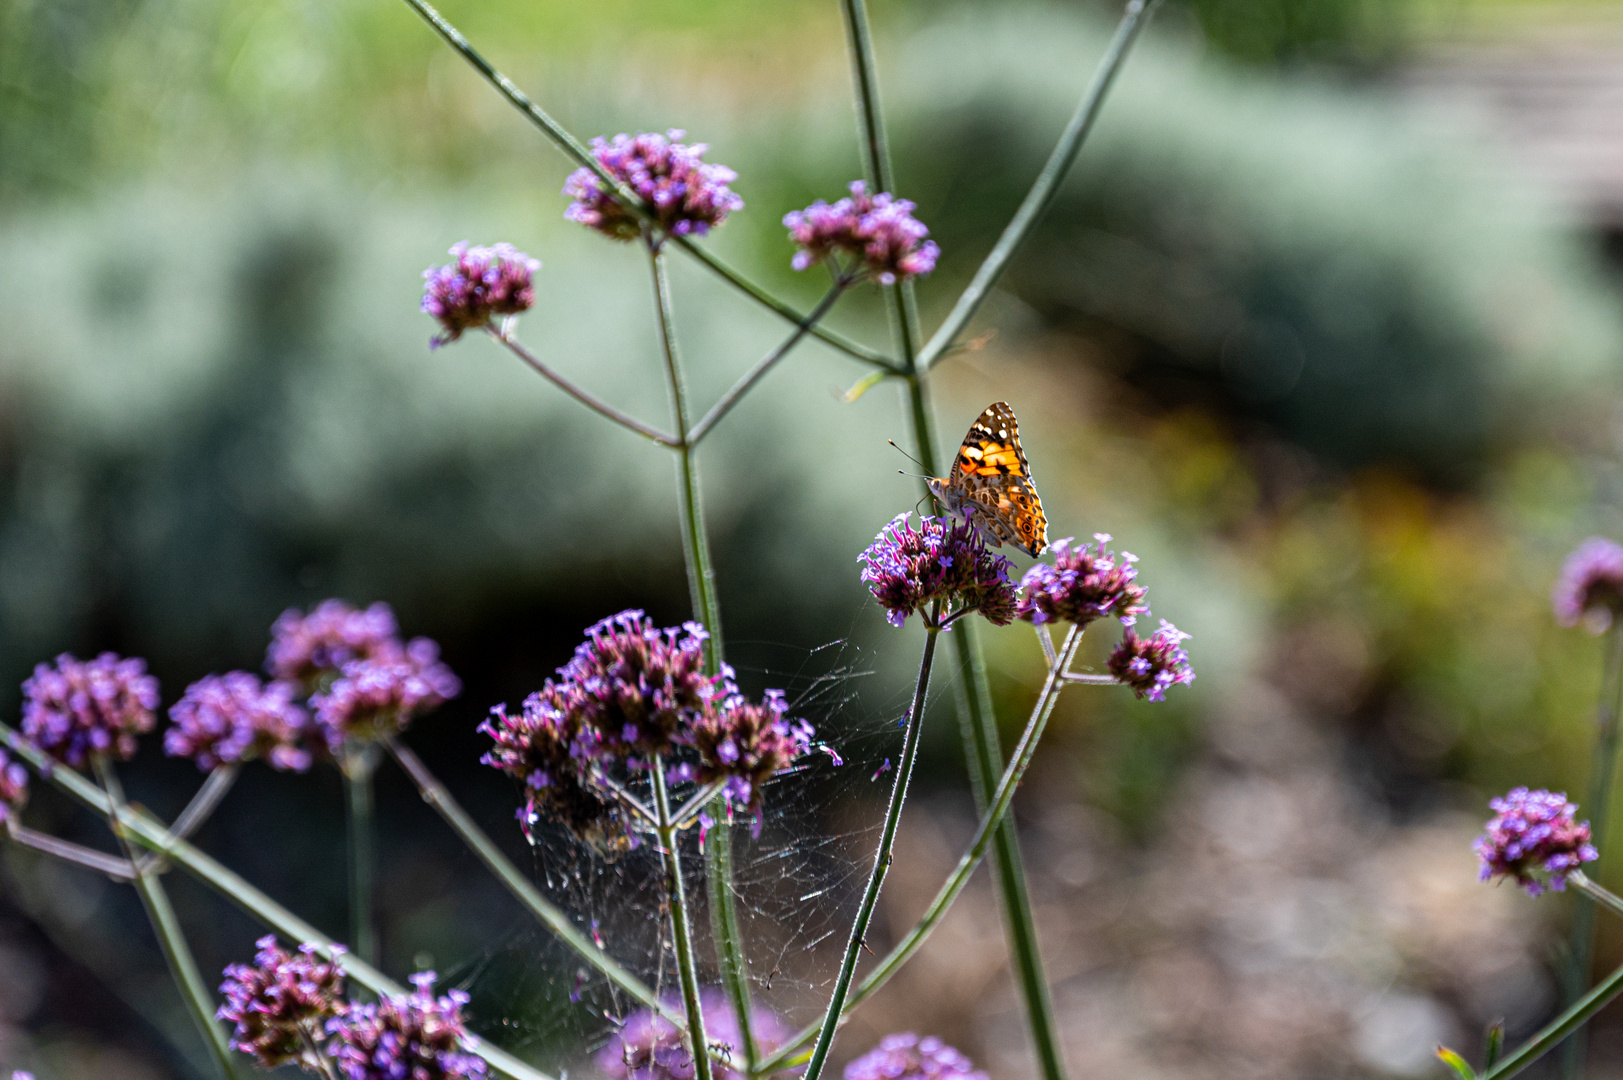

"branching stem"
[491, 328, 679, 446]
[652, 758, 714, 1080]
[136, 763, 240, 876]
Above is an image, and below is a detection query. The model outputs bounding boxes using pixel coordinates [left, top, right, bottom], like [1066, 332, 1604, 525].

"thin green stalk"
[344, 744, 380, 970]
[384, 738, 681, 1024]
[94, 756, 239, 1080]
[395, 0, 891, 370]
[6, 820, 136, 879]
[760, 625, 1082, 1074]
[651, 759, 715, 1080]
[707, 827, 757, 1070]
[491, 329, 679, 447]
[0, 725, 554, 1080]
[1483, 957, 1623, 1079]
[1562, 621, 1623, 1079]
[802, 623, 940, 1080]
[1572, 871, 1623, 921]
[137, 763, 240, 876]
[917, 0, 1160, 371]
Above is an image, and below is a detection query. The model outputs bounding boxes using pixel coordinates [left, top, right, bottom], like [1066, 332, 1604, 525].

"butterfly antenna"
[888, 440, 930, 472]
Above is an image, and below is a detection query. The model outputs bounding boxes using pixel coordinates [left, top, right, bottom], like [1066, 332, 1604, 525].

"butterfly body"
[926, 401, 1048, 557]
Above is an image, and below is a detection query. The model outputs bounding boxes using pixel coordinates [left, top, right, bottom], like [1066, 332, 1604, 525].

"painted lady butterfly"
[926, 401, 1048, 557]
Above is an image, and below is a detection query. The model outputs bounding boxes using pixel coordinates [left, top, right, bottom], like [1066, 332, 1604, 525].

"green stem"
[384, 738, 681, 1024]
[6, 819, 136, 878]
[0, 725, 554, 1080]
[707, 828, 758, 1070]
[1572, 871, 1623, 921]
[759, 625, 1082, 1074]
[491, 328, 679, 446]
[1484, 956, 1623, 1079]
[651, 759, 715, 1080]
[94, 757, 239, 1080]
[916, 0, 1161, 371]
[1562, 621, 1623, 1078]
[136, 764, 240, 876]
[395, 0, 891, 370]
[344, 744, 380, 971]
[802, 623, 940, 1080]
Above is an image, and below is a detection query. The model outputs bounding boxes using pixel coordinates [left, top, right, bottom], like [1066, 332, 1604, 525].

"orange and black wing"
[952, 402, 1048, 557]
[951, 401, 1031, 482]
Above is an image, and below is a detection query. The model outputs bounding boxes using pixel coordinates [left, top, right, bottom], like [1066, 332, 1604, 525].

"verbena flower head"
[166, 672, 311, 772]
[843, 1033, 988, 1080]
[859, 513, 1017, 628]
[481, 694, 633, 853]
[326, 971, 486, 1080]
[267, 600, 402, 690]
[311, 639, 461, 750]
[595, 989, 792, 1080]
[218, 936, 347, 1071]
[1107, 620, 1195, 702]
[0, 747, 28, 824]
[1474, 787, 1598, 895]
[783, 182, 939, 284]
[1015, 534, 1148, 627]
[1552, 537, 1623, 632]
[565, 131, 743, 242]
[421, 242, 541, 348]
[688, 690, 812, 818]
[21, 653, 159, 767]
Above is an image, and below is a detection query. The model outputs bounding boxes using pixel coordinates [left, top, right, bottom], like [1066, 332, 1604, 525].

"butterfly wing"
[949, 402, 1048, 557]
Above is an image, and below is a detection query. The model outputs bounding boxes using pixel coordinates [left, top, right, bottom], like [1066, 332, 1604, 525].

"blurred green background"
[5, 0, 1623, 1076]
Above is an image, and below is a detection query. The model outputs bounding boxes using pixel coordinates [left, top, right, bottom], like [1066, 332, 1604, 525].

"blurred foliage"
[1174, 0, 1405, 66]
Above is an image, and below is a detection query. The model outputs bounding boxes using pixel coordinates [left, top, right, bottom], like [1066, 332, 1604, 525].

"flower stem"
[1571, 871, 1623, 921]
[93, 756, 240, 1080]
[651, 759, 715, 1080]
[6, 819, 136, 879]
[802, 624, 940, 1080]
[384, 738, 681, 1024]
[0, 725, 554, 1080]
[758, 625, 1082, 1075]
[344, 743, 380, 971]
[1482, 955, 1623, 1079]
[490, 328, 679, 446]
[917, 0, 1161, 372]
[136, 763, 240, 876]
[1562, 621, 1623, 1078]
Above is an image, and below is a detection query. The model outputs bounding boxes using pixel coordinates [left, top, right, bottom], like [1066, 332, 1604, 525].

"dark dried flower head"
[843, 1033, 988, 1080]
[859, 513, 1017, 628]
[1106, 620, 1194, 702]
[595, 989, 792, 1080]
[1475, 787, 1598, 895]
[784, 182, 939, 284]
[166, 672, 310, 772]
[326, 971, 486, 1080]
[689, 690, 812, 817]
[312, 639, 460, 750]
[1553, 537, 1623, 632]
[22, 653, 159, 767]
[565, 131, 743, 241]
[421, 242, 541, 348]
[267, 600, 401, 689]
[480, 695, 633, 853]
[1015, 533, 1148, 627]
[218, 935, 347, 1072]
[0, 747, 28, 824]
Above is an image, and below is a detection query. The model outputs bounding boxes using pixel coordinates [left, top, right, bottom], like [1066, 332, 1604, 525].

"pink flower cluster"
[858, 513, 1016, 628]
[565, 130, 743, 241]
[1015, 534, 1148, 627]
[1475, 787, 1598, 895]
[1106, 621, 1195, 703]
[326, 972, 486, 1080]
[1552, 536, 1623, 632]
[22, 653, 159, 767]
[0, 747, 28, 824]
[421, 241, 541, 348]
[218, 936, 348, 1071]
[165, 672, 311, 772]
[843, 1033, 987, 1080]
[311, 637, 461, 750]
[596, 989, 792, 1080]
[784, 182, 940, 284]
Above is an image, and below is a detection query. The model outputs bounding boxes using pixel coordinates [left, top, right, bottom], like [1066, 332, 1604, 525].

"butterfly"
[926, 401, 1048, 557]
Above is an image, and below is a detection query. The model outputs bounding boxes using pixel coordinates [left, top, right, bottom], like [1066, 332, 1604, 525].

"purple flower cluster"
[595, 989, 791, 1080]
[1106, 621, 1195, 702]
[784, 182, 940, 284]
[218, 936, 348, 1071]
[858, 514, 1017, 629]
[1552, 537, 1623, 632]
[326, 972, 487, 1080]
[312, 639, 461, 750]
[165, 673, 310, 772]
[843, 1033, 987, 1080]
[0, 747, 28, 824]
[421, 242, 541, 348]
[1474, 787, 1598, 895]
[481, 610, 809, 846]
[1014, 534, 1148, 627]
[21, 653, 159, 767]
[267, 600, 402, 689]
[565, 131, 743, 242]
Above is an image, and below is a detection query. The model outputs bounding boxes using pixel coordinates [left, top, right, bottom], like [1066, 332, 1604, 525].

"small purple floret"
[858, 513, 1016, 628]
[843, 1033, 988, 1080]
[784, 181, 939, 284]
[421, 242, 541, 348]
[166, 672, 311, 772]
[1106, 620, 1194, 702]
[690, 689, 813, 818]
[0, 747, 29, 824]
[1474, 787, 1598, 896]
[21, 653, 159, 767]
[311, 638, 461, 749]
[1552, 537, 1623, 632]
[267, 599, 401, 689]
[218, 935, 347, 1071]
[565, 131, 743, 242]
[596, 989, 793, 1080]
[326, 971, 486, 1080]
[1015, 533, 1148, 627]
